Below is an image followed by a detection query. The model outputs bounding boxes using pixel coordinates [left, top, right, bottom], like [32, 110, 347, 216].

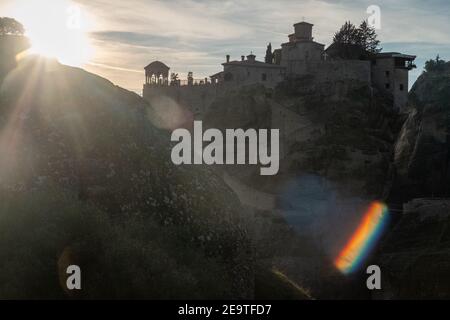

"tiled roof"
[222, 60, 284, 68]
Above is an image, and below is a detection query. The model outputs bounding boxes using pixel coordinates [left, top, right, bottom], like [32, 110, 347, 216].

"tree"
[0, 17, 25, 36]
[357, 20, 381, 53]
[424, 55, 447, 73]
[332, 20, 381, 54]
[265, 43, 273, 64]
[333, 21, 359, 46]
[170, 73, 179, 86]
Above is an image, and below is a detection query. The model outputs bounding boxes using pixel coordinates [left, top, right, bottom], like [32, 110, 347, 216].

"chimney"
[226, 55, 230, 63]
[241, 55, 245, 61]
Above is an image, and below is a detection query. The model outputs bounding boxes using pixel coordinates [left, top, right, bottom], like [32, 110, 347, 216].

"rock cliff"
[203, 75, 403, 298]
[376, 198, 450, 299]
[205, 76, 401, 200]
[390, 66, 450, 204]
[374, 63, 450, 299]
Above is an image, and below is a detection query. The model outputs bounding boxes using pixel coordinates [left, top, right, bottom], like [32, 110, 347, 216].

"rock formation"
[390, 66, 450, 203]
[0, 44, 253, 298]
[376, 198, 450, 299]
[374, 61, 450, 299]
[203, 74, 403, 298]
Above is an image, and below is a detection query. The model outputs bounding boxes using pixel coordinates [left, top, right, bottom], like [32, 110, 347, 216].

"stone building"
[324, 44, 416, 111]
[143, 20, 416, 114]
[145, 61, 170, 86]
[279, 22, 325, 76]
[371, 52, 416, 111]
[220, 53, 285, 88]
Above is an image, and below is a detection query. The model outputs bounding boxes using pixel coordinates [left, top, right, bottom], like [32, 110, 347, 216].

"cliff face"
[373, 66, 450, 299]
[376, 199, 450, 299]
[203, 75, 402, 299]
[390, 68, 450, 203]
[204, 76, 401, 200]
[0, 54, 253, 299]
[204, 69, 450, 299]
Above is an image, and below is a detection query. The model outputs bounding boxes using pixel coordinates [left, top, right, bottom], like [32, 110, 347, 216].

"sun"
[9, 0, 94, 67]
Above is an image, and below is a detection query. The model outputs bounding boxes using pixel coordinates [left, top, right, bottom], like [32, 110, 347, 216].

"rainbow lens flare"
[334, 202, 389, 275]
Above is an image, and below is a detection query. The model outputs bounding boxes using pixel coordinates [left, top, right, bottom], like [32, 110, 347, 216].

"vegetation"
[0, 17, 25, 36]
[0, 57, 253, 299]
[332, 20, 381, 54]
[357, 21, 380, 53]
[0, 19, 29, 82]
[424, 55, 449, 73]
[170, 72, 179, 85]
[0, 185, 236, 299]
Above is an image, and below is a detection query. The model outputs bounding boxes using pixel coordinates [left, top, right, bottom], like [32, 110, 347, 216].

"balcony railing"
[395, 59, 417, 70]
[146, 78, 221, 87]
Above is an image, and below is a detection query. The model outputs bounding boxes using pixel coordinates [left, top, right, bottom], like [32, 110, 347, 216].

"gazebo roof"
[144, 61, 170, 73]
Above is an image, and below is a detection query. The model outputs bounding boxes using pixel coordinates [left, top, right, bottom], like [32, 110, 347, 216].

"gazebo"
[144, 61, 170, 85]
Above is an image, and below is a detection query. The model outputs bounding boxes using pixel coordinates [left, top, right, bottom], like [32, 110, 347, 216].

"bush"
[0, 184, 236, 299]
[424, 55, 449, 73]
[0, 17, 25, 36]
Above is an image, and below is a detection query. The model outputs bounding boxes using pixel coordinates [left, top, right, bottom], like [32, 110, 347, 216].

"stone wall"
[143, 70, 283, 120]
[143, 84, 222, 119]
[281, 41, 324, 75]
[223, 64, 284, 89]
[307, 60, 372, 84]
[143, 60, 372, 122]
[372, 58, 409, 112]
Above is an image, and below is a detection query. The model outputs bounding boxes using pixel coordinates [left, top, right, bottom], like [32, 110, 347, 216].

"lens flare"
[334, 201, 389, 275]
[6, 0, 94, 67]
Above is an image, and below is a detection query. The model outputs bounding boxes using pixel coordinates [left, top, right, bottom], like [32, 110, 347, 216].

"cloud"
[83, 0, 450, 92]
[3, 0, 449, 92]
[91, 31, 182, 48]
[76, 0, 252, 40]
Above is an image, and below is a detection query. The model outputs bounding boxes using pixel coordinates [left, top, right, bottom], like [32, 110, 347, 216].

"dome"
[144, 61, 170, 74]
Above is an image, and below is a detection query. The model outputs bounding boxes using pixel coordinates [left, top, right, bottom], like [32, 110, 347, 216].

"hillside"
[0, 35, 29, 81]
[4, 35, 449, 299]
[0, 47, 254, 298]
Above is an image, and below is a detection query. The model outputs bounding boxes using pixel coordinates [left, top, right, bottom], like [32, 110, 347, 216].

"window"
[262, 73, 267, 81]
[399, 84, 404, 91]
[385, 71, 390, 77]
[385, 83, 390, 89]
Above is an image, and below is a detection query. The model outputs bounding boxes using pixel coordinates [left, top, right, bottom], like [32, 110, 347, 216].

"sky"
[1, 0, 450, 94]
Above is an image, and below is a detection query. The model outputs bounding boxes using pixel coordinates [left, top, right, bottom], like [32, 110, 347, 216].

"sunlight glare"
[10, 0, 94, 67]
